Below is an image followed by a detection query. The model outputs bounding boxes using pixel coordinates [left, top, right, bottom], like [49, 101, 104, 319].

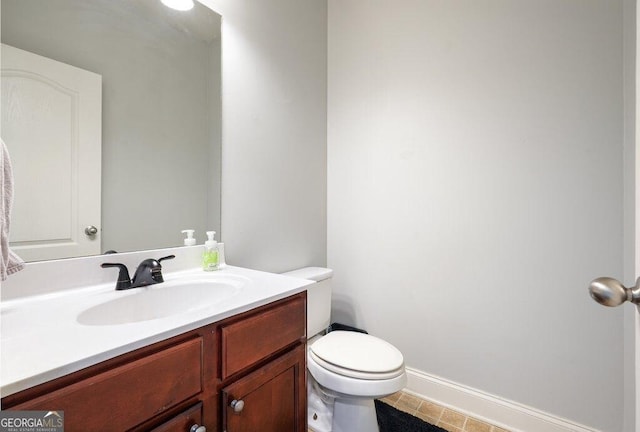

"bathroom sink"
[77, 278, 243, 326]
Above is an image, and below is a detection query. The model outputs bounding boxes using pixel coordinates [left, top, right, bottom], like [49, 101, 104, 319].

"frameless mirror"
[1, 0, 221, 262]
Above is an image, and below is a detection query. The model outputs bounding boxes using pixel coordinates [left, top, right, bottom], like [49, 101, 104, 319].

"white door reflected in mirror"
[1, 43, 102, 261]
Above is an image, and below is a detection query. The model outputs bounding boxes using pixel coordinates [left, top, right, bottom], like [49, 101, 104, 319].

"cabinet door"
[222, 345, 306, 432]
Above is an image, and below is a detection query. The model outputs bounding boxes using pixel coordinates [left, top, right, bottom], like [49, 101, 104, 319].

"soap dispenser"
[181, 229, 196, 246]
[202, 231, 219, 271]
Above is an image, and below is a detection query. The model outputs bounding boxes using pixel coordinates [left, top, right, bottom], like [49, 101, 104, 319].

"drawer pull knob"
[190, 424, 206, 432]
[230, 399, 245, 413]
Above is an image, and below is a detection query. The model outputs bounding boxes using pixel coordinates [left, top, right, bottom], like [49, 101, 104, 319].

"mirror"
[1, 0, 221, 262]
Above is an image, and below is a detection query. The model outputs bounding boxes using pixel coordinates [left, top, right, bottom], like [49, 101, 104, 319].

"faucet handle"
[131, 255, 176, 288]
[101, 263, 132, 290]
[158, 255, 175, 264]
[151, 255, 175, 283]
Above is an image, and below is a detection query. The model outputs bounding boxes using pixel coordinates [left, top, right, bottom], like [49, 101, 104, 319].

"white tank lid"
[310, 331, 404, 374]
[282, 267, 333, 282]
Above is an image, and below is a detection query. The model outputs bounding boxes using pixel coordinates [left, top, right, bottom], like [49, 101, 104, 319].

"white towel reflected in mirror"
[1, 138, 25, 281]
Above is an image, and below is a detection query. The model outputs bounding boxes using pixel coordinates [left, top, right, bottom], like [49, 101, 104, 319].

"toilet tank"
[283, 267, 333, 337]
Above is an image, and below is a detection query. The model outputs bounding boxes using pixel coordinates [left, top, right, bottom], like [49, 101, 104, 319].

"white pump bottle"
[181, 229, 196, 246]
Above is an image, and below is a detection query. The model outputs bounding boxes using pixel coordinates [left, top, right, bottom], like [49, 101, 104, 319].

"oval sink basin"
[77, 278, 243, 326]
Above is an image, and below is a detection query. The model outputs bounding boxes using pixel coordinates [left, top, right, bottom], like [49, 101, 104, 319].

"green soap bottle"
[203, 231, 219, 271]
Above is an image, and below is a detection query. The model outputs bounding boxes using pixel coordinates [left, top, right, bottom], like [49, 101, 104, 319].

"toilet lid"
[309, 331, 404, 379]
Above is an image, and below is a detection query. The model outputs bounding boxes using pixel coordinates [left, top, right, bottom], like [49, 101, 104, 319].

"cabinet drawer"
[221, 295, 305, 379]
[150, 402, 203, 432]
[12, 337, 203, 432]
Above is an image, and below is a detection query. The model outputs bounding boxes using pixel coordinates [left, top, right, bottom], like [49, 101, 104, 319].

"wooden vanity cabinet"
[1, 292, 307, 432]
[219, 294, 307, 432]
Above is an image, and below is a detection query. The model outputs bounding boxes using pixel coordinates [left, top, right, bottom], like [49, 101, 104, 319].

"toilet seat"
[309, 331, 405, 380]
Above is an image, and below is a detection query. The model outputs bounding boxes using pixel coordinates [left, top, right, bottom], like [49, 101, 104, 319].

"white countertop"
[0, 265, 313, 397]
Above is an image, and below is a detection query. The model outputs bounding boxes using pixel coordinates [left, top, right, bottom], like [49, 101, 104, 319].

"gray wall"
[1, 0, 222, 255]
[207, 0, 629, 429]
[210, 0, 327, 272]
[327, 1, 626, 431]
[622, 0, 637, 430]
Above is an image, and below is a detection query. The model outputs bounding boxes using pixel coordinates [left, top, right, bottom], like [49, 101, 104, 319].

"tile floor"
[379, 391, 510, 432]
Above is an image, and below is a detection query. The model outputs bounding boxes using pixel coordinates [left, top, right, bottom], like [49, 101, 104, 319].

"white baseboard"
[405, 367, 601, 432]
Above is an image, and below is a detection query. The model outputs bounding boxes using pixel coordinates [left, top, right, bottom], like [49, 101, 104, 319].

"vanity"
[0, 248, 313, 432]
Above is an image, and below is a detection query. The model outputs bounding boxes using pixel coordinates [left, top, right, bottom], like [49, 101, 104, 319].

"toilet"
[283, 267, 407, 432]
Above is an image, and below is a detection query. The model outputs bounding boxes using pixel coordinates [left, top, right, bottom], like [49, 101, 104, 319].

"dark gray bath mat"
[375, 399, 447, 432]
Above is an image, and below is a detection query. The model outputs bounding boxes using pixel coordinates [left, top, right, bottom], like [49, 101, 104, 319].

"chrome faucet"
[101, 255, 175, 290]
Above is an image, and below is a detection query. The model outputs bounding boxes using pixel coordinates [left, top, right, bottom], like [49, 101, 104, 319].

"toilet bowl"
[283, 267, 407, 432]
